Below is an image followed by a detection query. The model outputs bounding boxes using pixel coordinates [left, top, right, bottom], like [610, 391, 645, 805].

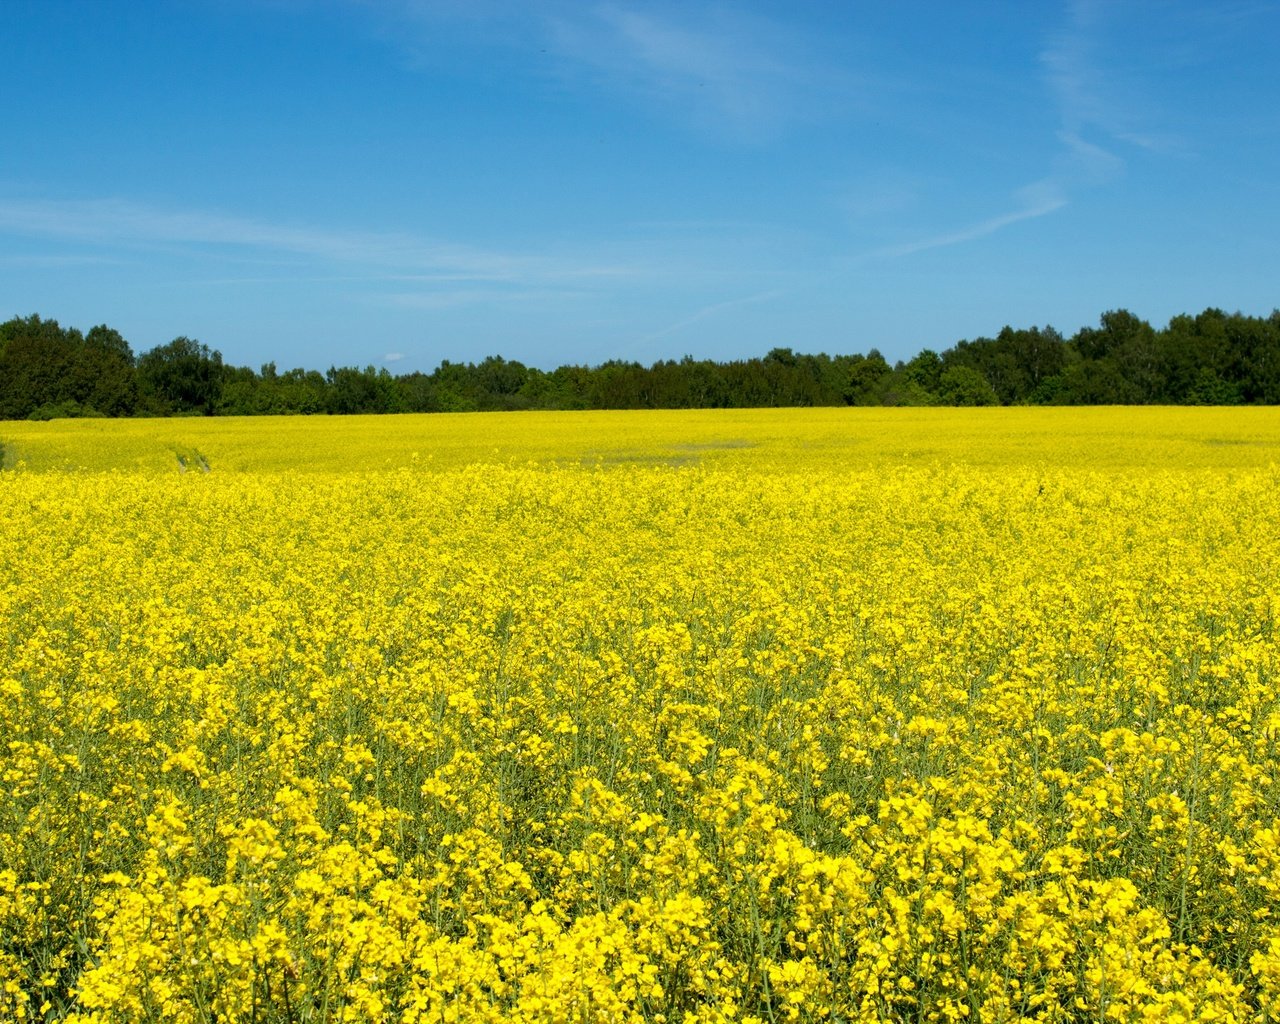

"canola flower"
[1, 408, 1280, 1022]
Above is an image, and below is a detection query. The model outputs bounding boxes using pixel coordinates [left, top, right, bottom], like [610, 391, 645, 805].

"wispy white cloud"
[878, 1, 1173, 263]
[879, 185, 1067, 259]
[1040, 0, 1179, 183]
[383, 352, 405, 362]
[0, 252, 123, 269]
[0, 193, 822, 337]
[636, 287, 786, 345]
[362, 1, 861, 141]
[378, 286, 587, 310]
[1055, 129, 1125, 183]
[840, 177, 922, 222]
[0, 196, 633, 285]
[546, 6, 825, 139]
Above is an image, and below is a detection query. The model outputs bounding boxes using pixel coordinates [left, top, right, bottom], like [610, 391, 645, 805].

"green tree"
[589, 360, 645, 409]
[430, 360, 481, 412]
[137, 337, 224, 415]
[326, 365, 397, 414]
[993, 325, 1066, 402]
[842, 350, 891, 405]
[275, 368, 329, 413]
[474, 355, 531, 409]
[394, 372, 441, 413]
[1054, 357, 1139, 405]
[217, 364, 265, 415]
[75, 325, 138, 415]
[937, 365, 999, 406]
[0, 314, 79, 419]
[1072, 310, 1162, 402]
[903, 349, 943, 395]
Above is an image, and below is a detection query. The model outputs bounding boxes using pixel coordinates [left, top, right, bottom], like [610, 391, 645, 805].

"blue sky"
[2, 1, 1277, 372]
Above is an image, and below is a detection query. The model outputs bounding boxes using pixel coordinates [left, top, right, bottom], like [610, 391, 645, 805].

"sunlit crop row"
[2, 410, 1279, 1022]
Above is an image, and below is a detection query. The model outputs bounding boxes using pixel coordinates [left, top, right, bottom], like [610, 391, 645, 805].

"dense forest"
[1, 307, 1278, 420]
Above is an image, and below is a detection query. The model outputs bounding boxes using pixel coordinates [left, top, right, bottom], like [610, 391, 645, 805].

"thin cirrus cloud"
[1040, 0, 1178, 182]
[379, 0, 857, 141]
[636, 286, 788, 346]
[0, 252, 123, 269]
[545, 5, 834, 139]
[877, 185, 1069, 260]
[379, 286, 589, 310]
[875, 2, 1175, 264]
[0, 195, 633, 286]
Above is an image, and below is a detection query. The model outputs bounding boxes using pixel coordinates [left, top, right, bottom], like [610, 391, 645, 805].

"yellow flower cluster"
[2, 408, 1279, 1022]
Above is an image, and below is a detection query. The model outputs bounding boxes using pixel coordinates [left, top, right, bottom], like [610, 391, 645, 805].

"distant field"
[4, 405, 1280, 473]
[2, 409, 1279, 1021]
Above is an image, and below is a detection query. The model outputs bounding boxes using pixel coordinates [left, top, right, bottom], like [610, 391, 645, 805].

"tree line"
[2, 307, 1278, 420]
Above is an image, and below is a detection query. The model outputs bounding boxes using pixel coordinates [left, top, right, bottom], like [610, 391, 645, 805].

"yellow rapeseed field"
[2, 408, 1280, 1023]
